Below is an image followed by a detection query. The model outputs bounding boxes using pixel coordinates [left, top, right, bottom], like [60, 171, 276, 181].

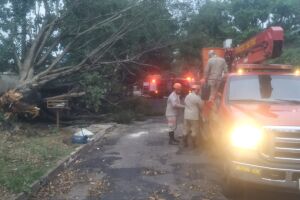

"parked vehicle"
[201, 27, 300, 196]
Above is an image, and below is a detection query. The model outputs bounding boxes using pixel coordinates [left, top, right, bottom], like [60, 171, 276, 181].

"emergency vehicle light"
[237, 69, 244, 74]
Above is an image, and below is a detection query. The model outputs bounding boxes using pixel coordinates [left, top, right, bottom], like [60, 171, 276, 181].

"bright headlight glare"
[231, 125, 263, 149]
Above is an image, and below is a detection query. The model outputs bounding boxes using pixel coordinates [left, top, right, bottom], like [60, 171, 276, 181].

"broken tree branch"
[45, 92, 86, 100]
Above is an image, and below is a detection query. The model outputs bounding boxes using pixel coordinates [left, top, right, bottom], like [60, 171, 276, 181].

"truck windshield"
[228, 75, 300, 103]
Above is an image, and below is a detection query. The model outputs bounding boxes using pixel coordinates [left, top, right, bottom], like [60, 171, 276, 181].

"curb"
[15, 124, 116, 200]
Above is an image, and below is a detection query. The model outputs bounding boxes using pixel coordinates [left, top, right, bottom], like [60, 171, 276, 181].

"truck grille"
[261, 126, 300, 163]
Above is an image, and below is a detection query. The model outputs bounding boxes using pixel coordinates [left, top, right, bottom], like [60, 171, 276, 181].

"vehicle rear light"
[155, 90, 158, 94]
[186, 77, 192, 81]
[152, 79, 156, 83]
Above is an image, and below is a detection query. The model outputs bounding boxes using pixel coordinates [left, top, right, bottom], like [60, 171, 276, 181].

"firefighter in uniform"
[183, 84, 202, 148]
[165, 83, 185, 145]
[205, 50, 228, 100]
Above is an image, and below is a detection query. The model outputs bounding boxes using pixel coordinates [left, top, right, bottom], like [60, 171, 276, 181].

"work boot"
[169, 132, 179, 145]
[183, 135, 188, 147]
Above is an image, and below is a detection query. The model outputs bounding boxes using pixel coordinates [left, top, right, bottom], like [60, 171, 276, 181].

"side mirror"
[201, 83, 211, 101]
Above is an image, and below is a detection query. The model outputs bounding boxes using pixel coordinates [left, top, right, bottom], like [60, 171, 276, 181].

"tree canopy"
[0, 0, 299, 115]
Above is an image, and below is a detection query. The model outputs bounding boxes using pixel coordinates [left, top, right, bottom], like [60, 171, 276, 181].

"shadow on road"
[232, 189, 299, 200]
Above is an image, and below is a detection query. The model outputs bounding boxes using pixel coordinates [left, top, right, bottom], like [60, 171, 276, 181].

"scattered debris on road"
[88, 179, 110, 198]
[142, 168, 167, 176]
[148, 191, 166, 200]
[31, 169, 110, 199]
[32, 169, 78, 199]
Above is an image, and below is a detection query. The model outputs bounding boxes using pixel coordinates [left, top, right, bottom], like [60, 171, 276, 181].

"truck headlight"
[231, 125, 263, 149]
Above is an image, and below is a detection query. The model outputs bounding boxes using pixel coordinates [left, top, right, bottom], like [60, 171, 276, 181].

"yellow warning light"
[237, 69, 244, 74]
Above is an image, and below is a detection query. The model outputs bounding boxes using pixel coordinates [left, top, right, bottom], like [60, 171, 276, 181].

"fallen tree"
[0, 0, 177, 119]
[44, 92, 86, 101]
[0, 90, 40, 119]
[0, 2, 138, 118]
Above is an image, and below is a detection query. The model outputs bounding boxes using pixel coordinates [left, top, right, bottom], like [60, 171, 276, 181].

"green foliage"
[269, 48, 300, 66]
[175, 0, 300, 67]
[62, 0, 177, 71]
[80, 72, 112, 112]
[271, 0, 300, 31]
[112, 110, 135, 124]
[228, 0, 271, 31]
[0, 0, 299, 110]
[111, 97, 164, 123]
[0, 112, 5, 123]
[0, 0, 62, 72]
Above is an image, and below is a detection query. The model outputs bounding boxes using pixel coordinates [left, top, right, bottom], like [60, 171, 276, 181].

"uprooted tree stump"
[0, 90, 40, 120]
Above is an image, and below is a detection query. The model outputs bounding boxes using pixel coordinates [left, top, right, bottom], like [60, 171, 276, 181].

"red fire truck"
[201, 27, 300, 196]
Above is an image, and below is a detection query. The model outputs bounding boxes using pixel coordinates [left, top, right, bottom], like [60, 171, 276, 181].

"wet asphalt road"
[32, 117, 300, 200]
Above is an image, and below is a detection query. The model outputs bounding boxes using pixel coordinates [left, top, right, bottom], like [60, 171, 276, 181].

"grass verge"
[0, 127, 76, 194]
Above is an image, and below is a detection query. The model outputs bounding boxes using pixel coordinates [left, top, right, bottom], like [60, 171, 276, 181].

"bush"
[80, 72, 107, 112]
[110, 97, 165, 123]
[269, 47, 300, 66]
[80, 71, 123, 113]
[112, 110, 135, 124]
[117, 97, 165, 117]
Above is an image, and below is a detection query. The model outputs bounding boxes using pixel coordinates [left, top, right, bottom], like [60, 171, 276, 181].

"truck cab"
[206, 64, 300, 195]
[200, 26, 300, 196]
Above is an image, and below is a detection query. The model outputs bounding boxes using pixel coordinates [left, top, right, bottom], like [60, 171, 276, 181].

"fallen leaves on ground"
[31, 169, 79, 199]
[31, 169, 110, 199]
[170, 191, 181, 198]
[148, 191, 166, 200]
[88, 179, 110, 198]
[184, 180, 222, 199]
[142, 168, 167, 176]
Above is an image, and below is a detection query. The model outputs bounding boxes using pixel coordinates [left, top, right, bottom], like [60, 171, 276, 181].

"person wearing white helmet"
[183, 84, 203, 148]
[205, 50, 228, 100]
[165, 82, 185, 145]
